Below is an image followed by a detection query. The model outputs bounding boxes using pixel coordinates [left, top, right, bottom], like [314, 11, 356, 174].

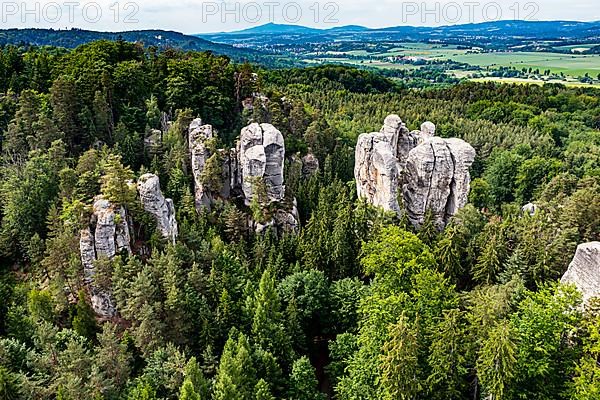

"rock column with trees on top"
[188, 118, 298, 233]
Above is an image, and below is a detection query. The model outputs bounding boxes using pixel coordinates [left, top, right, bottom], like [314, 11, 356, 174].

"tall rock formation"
[354, 115, 476, 229]
[137, 173, 178, 244]
[189, 118, 220, 210]
[403, 137, 475, 229]
[188, 119, 297, 233]
[354, 131, 401, 214]
[80, 198, 132, 318]
[561, 242, 600, 305]
[239, 123, 285, 205]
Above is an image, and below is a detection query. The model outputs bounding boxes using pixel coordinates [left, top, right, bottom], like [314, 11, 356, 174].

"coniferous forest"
[1, 40, 600, 400]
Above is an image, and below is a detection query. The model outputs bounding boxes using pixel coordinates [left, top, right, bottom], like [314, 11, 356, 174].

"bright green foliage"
[476, 320, 517, 400]
[427, 309, 468, 399]
[288, 357, 325, 400]
[251, 268, 291, 364]
[179, 357, 210, 400]
[127, 380, 158, 400]
[179, 381, 200, 400]
[511, 284, 583, 399]
[213, 332, 256, 400]
[361, 226, 436, 291]
[379, 315, 421, 400]
[100, 153, 136, 208]
[572, 316, 600, 399]
[254, 379, 276, 400]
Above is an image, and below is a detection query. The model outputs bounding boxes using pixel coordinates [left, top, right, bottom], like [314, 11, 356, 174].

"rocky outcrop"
[189, 118, 218, 210]
[354, 131, 401, 214]
[239, 123, 285, 205]
[561, 243, 600, 305]
[80, 198, 132, 318]
[444, 138, 477, 221]
[188, 119, 297, 234]
[137, 174, 178, 244]
[355, 115, 476, 229]
[301, 153, 320, 177]
[144, 129, 162, 155]
[522, 202, 539, 216]
[381, 114, 419, 170]
[403, 137, 475, 229]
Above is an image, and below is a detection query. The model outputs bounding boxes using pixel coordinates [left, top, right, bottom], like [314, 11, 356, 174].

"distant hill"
[209, 22, 370, 36]
[0, 28, 291, 65]
[226, 23, 324, 35]
[201, 20, 600, 46]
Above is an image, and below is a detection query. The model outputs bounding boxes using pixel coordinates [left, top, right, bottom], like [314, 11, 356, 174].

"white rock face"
[380, 114, 418, 170]
[239, 123, 285, 204]
[189, 118, 216, 210]
[444, 138, 477, 220]
[79, 198, 132, 318]
[137, 173, 178, 244]
[561, 243, 600, 305]
[188, 118, 297, 233]
[355, 115, 476, 229]
[522, 202, 539, 216]
[403, 137, 476, 229]
[355, 131, 401, 214]
[93, 199, 132, 258]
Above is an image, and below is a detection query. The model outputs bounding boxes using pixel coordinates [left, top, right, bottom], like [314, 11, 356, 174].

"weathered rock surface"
[189, 118, 217, 210]
[80, 198, 132, 318]
[444, 138, 477, 220]
[355, 131, 401, 214]
[144, 129, 162, 155]
[301, 153, 320, 177]
[188, 119, 297, 233]
[404, 137, 475, 229]
[381, 114, 419, 170]
[239, 123, 285, 204]
[561, 243, 600, 304]
[355, 115, 476, 229]
[137, 173, 178, 244]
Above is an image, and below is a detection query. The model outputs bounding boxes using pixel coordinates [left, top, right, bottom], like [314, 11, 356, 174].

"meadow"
[306, 42, 600, 78]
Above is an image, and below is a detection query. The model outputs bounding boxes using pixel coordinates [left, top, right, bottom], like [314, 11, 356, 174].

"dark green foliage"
[0, 40, 599, 400]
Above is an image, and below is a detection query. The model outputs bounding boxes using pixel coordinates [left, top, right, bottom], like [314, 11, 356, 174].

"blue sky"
[2, 0, 598, 33]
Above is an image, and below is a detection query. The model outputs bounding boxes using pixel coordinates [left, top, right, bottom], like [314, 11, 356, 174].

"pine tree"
[254, 379, 275, 400]
[179, 357, 210, 400]
[427, 309, 468, 399]
[100, 153, 136, 208]
[93, 323, 132, 397]
[251, 268, 290, 364]
[477, 320, 517, 400]
[379, 316, 422, 400]
[179, 381, 200, 400]
[213, 332, 256, 400]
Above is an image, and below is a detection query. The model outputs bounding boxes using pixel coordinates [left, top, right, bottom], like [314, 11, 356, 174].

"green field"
[303, 58, 419, 70]
[470, 76, 600, 88]
[308, 42, 600, 78]
[445, 52, 600, 77]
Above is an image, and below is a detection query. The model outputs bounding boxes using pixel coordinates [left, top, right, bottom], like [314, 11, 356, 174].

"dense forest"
[1, 40, 600, 400]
